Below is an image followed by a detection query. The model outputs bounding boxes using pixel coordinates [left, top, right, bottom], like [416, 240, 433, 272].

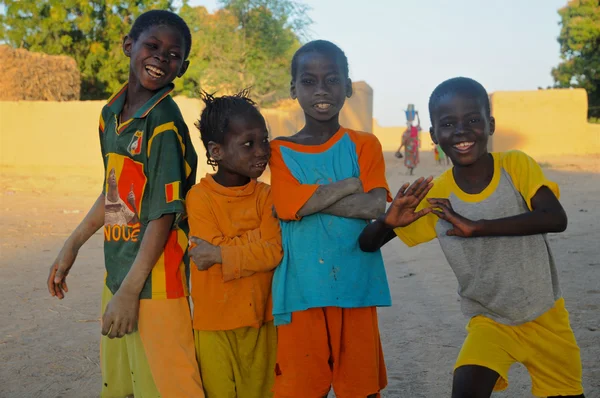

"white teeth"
[145, 65, 164, 78]
[454, 142, 474, 149]
[315, 103, 331, 109]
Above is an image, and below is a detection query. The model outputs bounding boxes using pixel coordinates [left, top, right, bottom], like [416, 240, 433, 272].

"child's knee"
[452, 365, 499, 398]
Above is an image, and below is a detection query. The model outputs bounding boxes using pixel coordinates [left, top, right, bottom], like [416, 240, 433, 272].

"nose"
[454, 121, 467, 134]
[154, 50, 169, 63]
[314, 80, 328, 96]
[255, 142, 270, 158]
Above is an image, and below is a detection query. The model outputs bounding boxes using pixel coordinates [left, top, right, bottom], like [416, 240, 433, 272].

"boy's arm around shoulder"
[269, 138, 362, 220]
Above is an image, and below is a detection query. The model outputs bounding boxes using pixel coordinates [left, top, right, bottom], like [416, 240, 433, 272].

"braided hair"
[196, 89, 264, 168]
[428, 77, 491, 125]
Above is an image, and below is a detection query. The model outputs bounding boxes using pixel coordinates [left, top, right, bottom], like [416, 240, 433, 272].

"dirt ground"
[1, 150, 598, 398]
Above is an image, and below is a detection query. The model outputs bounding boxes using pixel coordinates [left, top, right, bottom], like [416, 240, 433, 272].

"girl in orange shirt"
[186, 90, 282, 398]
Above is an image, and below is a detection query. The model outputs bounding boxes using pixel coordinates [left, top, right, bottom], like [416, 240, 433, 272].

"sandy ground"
[0, 151, 598, 398]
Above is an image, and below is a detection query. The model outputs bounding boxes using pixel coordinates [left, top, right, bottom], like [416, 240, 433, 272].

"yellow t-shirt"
[395, 151, 562, 325]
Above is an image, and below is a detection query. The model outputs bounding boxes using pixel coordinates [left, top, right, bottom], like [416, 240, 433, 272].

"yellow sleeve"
[393, 173, 450, 247]
[394, 202, 438, 247]
[501, 151, 560, 210]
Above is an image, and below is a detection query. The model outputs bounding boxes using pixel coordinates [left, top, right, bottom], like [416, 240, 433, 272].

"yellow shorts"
[455, 298, 584, 397]
[194, 321, 277, 398]
[100, 284, 204, 398]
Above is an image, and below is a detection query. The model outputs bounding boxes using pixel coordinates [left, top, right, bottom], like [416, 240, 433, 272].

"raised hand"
[428, 198, 479, 237]
[382, 176, 434, 228]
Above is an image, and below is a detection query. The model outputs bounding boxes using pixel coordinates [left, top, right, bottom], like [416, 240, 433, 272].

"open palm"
[383, 176, 433, 228]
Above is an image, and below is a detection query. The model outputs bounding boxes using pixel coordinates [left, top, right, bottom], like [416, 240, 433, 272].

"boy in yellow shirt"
[360, 77, 585, 398]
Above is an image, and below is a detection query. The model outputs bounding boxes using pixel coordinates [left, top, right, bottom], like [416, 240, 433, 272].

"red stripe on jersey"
[164, 231, 184, 298]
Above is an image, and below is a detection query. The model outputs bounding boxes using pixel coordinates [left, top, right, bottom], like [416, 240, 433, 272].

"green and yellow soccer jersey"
[99, 83, 198, 299]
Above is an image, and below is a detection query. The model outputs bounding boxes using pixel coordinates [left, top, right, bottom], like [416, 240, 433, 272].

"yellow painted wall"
[490, 88, 600, 157]
[0, 82, 374, 179]
[2, 85, 598, 181]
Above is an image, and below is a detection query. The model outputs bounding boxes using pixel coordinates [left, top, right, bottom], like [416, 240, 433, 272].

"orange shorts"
[100, 285, 204, 398]
[274, 306, 387, 398]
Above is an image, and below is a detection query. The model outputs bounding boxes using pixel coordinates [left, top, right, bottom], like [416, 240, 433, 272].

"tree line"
[0, 0, 311, 106]
[1, 0, 597, 119]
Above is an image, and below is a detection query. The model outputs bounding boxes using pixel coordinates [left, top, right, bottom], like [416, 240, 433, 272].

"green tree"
[552, 0, 600, 120]
[177, 0, 311, 106]
[0, 0, 173, 99]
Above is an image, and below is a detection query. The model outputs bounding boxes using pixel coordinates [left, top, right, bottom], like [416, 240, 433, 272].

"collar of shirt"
[106, 82, 174, 120]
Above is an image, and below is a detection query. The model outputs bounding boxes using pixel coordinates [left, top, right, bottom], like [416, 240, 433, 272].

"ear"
[207, 141, 223, 163]
[123, 35, 133, 58]
[429, 127, 439, 144]
[178, 60, 190, 78]
[290, 80, 297, 100]
[489, 116, 496, 136]
[345, 78, 353, 98]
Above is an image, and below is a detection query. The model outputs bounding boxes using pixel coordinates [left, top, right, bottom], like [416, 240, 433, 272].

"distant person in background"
[435, 143, 449, 166]
[396, 112, 421, 175]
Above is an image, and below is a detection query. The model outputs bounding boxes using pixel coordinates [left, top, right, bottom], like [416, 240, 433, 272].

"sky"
[188, 0, 568, 128]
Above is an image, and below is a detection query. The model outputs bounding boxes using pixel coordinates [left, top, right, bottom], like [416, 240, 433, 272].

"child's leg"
[195, 323, 276, 398]
[451, 365, 500, 398]
[138, 296, 205, 397]
[329, 307, 387, 398]
[100, 285, 159, 398]
[453, 315, 518, 397]
[518, 298, 584, 398]
[274, 308, 334, 398]
[194, 329, 237, 397]
[235, 321, 277, 398]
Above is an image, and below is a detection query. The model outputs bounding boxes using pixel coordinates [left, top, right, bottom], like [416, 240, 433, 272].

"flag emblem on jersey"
[165, 181, 181, 203]
[127, 130, 144, 156]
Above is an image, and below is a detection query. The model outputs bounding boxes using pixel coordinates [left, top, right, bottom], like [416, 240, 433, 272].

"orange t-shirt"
[186, 174, 283, 331]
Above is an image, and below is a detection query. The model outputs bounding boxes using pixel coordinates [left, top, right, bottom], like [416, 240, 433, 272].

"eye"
[327, 77, 340, 84]
[469, 118, 481, 124]
[145, 42, 158, 49]
[170, 52, 181, 59]
[441, 122, 454, 128]
[243, 141, 252, 147]
[301, 79, 314, 85]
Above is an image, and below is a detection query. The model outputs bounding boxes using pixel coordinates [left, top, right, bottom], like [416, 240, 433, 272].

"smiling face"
[123, 24, 189, 92]
[209, 113, 271, 185]
[291, 51, 352, 123]
[430, 93, 495, 167]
